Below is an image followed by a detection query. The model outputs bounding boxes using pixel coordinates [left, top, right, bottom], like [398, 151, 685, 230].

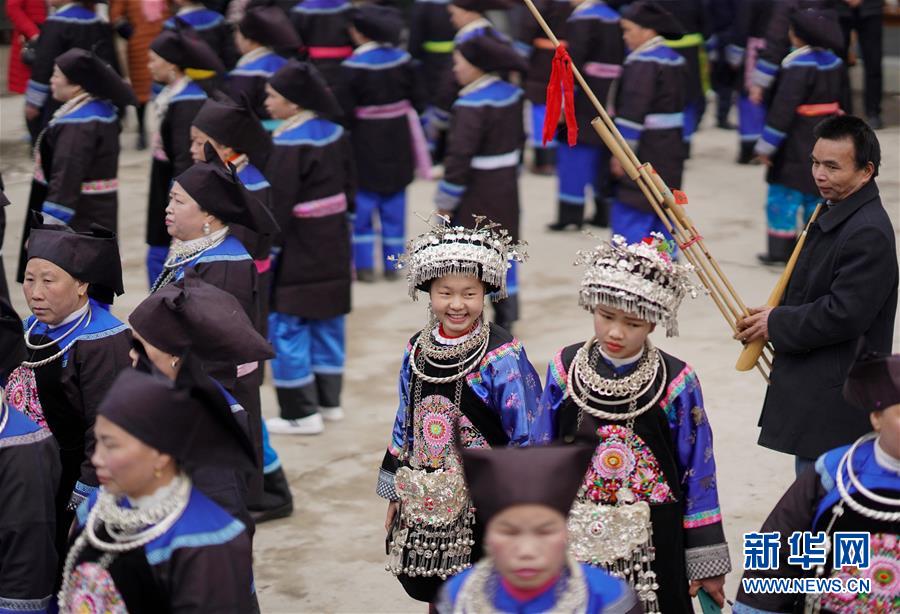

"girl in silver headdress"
[376, 217, 551, 605]
[540, 234, 731, 613]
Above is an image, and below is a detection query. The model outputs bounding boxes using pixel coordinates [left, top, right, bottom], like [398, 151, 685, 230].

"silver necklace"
[58, 475, 192, 610]
[409, 320, 489, 385]
[454, 556, 588, 613]
[150, 233, 227, 293]
[836, 433, 900, 522]
[24, 307, 89, 350]
[571, 338, 659, 398]
[567, 340, 667, 423]
[21, 308, 93, 369]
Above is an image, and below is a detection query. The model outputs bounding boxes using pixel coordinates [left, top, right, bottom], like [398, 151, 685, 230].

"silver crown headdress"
[393, 215, 527, 302]
[575, 234, 697, 337]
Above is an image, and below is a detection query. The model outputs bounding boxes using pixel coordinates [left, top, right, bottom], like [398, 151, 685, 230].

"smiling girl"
[377, 217, 550, 606]
[540, 234, 731, 613]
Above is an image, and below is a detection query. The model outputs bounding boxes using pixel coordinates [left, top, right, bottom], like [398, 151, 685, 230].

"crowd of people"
[0, 0, 897, 613]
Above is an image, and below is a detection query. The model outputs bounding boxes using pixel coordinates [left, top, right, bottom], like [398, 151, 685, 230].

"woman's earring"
[202, 222, 211, 236]
[154, 468, 162, 479]
[171, 357, 179, 369]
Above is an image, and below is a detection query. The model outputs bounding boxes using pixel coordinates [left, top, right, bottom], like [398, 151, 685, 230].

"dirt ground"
[1, 94, 898, 612]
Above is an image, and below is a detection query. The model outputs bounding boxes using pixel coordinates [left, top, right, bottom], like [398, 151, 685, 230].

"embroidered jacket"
[541, 345, 731, 609]
[335, 43, 426, 194]
[146, 79, 208, 247]
[377, 324, 547, 501]
[435, 76, 525, 241]
[754, 46, 847, 195]
[735, 438, 900, 614]
[408, 0, 456, 112]
[71, 486, 253, 612]
[18, 300, 131, 510]
[25, 3, 119, 116]
[0, 406, 60, 614]
[266, 113, 354, 319]
[517, 0, 574, 105]
[224, 48, 289, 120]
[164, 5, 238, 70]
[290, 0, 353, 86]
[563, 0, 624, 147]
[613, 36, 686, 213]
[18, 98, 123, 283]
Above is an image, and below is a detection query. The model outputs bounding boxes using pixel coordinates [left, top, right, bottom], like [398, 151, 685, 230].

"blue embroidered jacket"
[0, 406, 60, 614]
[71, 486, 254, 611]
[541, 345, 731, 583]
[735, 438, 900, 614]
[376, 324, 546, 501]
[22, 300, 131, 510]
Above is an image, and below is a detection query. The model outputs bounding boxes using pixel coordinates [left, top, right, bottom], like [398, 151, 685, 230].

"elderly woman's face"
[23, 258, 88, 325]
[165, 181, 217, 241]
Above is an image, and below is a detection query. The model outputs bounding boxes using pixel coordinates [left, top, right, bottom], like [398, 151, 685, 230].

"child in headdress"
[541, 234, 731, 613]
[377, 217, 549, 605]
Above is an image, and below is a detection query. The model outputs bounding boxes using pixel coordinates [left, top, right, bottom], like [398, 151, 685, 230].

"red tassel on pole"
[541, 45, 578, 147]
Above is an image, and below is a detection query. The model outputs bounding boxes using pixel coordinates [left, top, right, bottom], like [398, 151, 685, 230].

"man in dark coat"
[737, 115, 898, 476]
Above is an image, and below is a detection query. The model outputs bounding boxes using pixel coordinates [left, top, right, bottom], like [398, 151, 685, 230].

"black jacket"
[759, 180, 898, 458]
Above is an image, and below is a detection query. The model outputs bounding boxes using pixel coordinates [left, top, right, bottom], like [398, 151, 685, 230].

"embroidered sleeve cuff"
[755, 126, 784, 156]
[614, 117, 644, 145]
[751, 60, 777, 89]
[26, 79, 49, 108]
[435, 181, 465, 211]
[377, 468, 399, 501]
[42, 201, 75, 224]
[725, 44, 745, 69]
[0, 595, 53, 613]
[68, 481, 98, 511]
[685, 542, 732, 579]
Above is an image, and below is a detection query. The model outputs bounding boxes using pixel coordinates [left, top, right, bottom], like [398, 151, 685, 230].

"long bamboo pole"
[519, 0, 770, 381]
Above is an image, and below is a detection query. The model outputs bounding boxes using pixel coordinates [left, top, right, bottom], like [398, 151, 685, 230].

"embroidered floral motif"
[3, 365, 46, 427]
[459, 415, 488, 449]
[69, 562, 127, 613]
[821, 532, 899, 613]
[583, 424, 675, 504]
[414, 395, 488, 468]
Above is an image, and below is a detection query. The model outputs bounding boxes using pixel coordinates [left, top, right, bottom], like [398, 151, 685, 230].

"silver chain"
[567, 340, 667, 426]
[58, 475, 192, 611]
[21, 308, 93, 369]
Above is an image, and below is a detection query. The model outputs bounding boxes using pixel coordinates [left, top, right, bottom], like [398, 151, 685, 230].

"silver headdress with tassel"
[575, 233, 697, 337]
[393, 215, 527, 302]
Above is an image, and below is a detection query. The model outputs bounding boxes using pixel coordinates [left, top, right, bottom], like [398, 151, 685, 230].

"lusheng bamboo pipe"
[519, 0, 770, 381]
[735, 204, 824, 371]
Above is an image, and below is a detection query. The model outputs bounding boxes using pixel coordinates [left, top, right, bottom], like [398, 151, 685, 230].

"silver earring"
[171, 357, 179, 369]
[202, 222, 211, 235]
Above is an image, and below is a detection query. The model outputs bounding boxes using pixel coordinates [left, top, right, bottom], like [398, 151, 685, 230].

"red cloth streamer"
[542, 45, 578, 147]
